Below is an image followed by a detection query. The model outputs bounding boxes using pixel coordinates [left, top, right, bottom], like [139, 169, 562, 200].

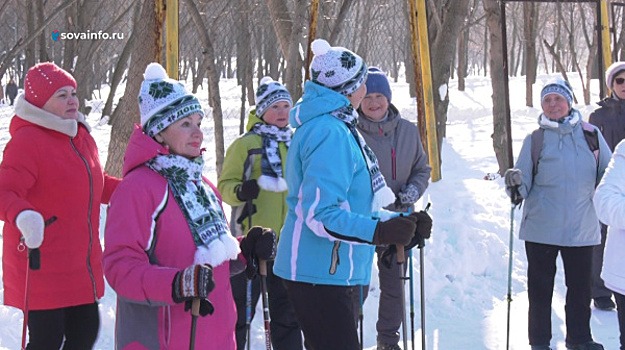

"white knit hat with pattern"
[254, 76, 292, 117]
[139, 62, 204, 137]
[309, 39, 368, 95]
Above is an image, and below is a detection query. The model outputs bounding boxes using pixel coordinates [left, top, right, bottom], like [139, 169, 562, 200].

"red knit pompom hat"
[25, 62, 77, 108]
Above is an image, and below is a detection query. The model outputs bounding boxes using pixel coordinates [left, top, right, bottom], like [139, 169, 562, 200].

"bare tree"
[104, 0, 159, 178]
[524, 2, 538, 107]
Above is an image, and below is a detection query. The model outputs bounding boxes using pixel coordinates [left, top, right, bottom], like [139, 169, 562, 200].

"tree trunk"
[102, 1, 142, 119]
[457, 27, 468, 92]
[105, 0, 160, 178]
[524, 2, 537, 107]
[428, 0, 470, 154]
[483, 0, 514, 174]
[36, 0, 49, 62]
[25, 0, 36, 70]
[183, 0, 227, 176]
[265, 0, 291, 59]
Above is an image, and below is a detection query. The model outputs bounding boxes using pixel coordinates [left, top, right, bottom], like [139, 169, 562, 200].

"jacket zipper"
[70, 138, 97, 301]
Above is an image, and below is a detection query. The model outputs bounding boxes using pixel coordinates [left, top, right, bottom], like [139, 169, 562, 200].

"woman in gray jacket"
[504, 79, 611, 350]
[357, 67, 432, 350]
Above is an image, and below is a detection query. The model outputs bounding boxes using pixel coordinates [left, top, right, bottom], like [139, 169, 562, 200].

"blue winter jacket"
[514, 109, 611, 246]
[273, 81, 378, 286]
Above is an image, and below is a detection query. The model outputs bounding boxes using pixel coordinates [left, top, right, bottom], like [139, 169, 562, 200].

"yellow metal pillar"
[165, 0, 179, 79]
[409, 0, 441, 181]
[305, 0, 320, 81]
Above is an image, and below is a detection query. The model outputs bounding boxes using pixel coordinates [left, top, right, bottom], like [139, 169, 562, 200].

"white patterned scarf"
[250, 123, 292, 192]
[331, 105, 395, 211]
[147, 154, 239, 266]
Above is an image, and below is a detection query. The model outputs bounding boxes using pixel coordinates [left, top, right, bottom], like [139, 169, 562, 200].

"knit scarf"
[331, 105, 396, 212]
[250, 123, 292, 192]
[147, 154, 240, 266]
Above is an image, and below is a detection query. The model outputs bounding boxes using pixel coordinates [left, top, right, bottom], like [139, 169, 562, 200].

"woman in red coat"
[0, 62, 120, 349]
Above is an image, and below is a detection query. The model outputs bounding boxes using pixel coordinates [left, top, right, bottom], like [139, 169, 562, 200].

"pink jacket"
[103, 125, 237, 349]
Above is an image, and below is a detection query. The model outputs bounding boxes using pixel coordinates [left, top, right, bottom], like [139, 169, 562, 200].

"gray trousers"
[591, 223, 613, 299]
[375, 246, 408, 345]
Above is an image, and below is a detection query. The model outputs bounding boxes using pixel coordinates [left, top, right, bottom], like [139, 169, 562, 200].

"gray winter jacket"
[514, 110, 611, 246]
[357, 104, 431, 212]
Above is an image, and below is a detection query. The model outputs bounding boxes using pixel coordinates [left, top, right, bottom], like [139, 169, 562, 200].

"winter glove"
[504, 168, 522, 188]
[372, 215, 417, 246]
[172, 264, 215, 304]
[398, 184, 420, 206]
[410, 210, 433, 240]
[504, 168, 523, 205]
[16, 210, 45, 249]
[240, 226, 277, 279]
[236, 180, 260, 201]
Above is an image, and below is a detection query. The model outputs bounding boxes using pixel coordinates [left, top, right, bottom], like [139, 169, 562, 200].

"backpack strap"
[530, 128, 544, 177]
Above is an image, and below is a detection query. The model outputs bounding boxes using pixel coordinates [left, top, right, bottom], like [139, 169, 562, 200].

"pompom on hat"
[309, 39, 368, 95]
[139, 62, 204, 137]
[541, 78, 573, 108]
[365, 67, 392, 103]
[254, 76, 292, 117]
[605, 61, 625, 90]
[25, 62, 77, 108]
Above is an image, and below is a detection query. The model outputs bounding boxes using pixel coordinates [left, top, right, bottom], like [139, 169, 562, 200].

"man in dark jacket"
[587, 61, 625, 311]
[5, 78, 18, 106]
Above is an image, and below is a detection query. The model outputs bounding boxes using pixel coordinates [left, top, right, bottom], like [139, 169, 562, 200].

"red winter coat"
[0, 94, 119, 311]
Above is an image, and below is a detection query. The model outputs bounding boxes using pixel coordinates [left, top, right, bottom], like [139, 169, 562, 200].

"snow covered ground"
[0, 74, 620, 349]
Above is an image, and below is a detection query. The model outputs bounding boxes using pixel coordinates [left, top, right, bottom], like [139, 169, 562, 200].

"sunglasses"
[615, 77, 625, 85]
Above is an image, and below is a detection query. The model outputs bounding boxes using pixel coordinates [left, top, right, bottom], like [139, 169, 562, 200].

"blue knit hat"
[365, 67, 392, 103]
[541, 79, 573, 107]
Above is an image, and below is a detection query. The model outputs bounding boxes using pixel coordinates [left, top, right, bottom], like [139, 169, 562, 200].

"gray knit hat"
[255, 76, 292, 117]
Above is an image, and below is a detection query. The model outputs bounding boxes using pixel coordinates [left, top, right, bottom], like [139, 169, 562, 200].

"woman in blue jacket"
[504, 80, 611, 350]
[272, 39, 426, 350]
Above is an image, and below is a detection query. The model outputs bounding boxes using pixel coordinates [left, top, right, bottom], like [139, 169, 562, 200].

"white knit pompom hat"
[254, 76, 292, 117]
[139, 62, 204, 137]
[309, 39, 368, 95]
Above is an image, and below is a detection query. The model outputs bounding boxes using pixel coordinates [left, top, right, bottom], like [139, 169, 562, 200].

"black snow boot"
[566, 341, 604, 350]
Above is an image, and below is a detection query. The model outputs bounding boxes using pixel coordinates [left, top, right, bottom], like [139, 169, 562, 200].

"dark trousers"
[525, 242, 594, 347]
[231, 261, 302, 350]
[591, 224, 613, 299]
[374, 246, 408, 345]
[615, 292, 625, 350]
[284, 280, 360, 350]
[27, 302, 99, 350]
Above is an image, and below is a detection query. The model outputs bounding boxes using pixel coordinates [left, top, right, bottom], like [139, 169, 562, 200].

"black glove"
[240, 226, 277, 279]
[172, 264, 215, 304]
[183, 299, 215, 317]
[236, 180, 260, 201]
[372, 215, 417, 246]
[410, 210, 433, 240]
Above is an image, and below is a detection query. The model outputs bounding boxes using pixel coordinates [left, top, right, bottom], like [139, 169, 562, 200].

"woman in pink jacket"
[103, 63, 275, 350]
[0, 62, 120, 349]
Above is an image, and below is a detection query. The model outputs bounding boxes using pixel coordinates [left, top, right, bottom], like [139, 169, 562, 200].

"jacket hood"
[538, 108, 582, 135]
[289, 81, 350, 128]
[12, 93, 91, 137]
[356, 104, 400, 133]
[122, 125, 170, 176]
[245, 109, 265, 131]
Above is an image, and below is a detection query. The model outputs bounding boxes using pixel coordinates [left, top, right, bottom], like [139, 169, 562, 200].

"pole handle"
[396, 245, 405, 264]
[191, 299, 200, 317]
[259, 259, 268, 276]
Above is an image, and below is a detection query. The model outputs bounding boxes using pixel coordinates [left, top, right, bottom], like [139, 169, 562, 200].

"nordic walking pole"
[359, 285, 364, 350]
[259, 260, 272, 350]
[418, 202, 431, 350]
[246, 199, 254, 350]
[189, 299, 200, 350]
[397, 245, 409, 350]
[506, 187, 521, 350]
[21, 216, 55, 350]
[408, 248, 415, 350]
